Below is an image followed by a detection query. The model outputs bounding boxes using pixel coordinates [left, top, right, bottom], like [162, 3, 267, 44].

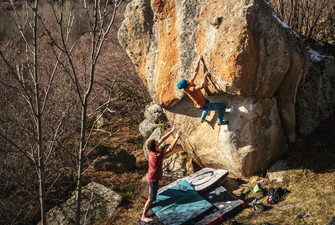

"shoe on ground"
[217, 121, 228, 125]
[201, 120, 205, 123]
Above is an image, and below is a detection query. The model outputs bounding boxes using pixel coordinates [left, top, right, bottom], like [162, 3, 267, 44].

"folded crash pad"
[192, 186, 245, 225]
[151, 180, 213, 225]
[158, 168, 229, 195]
[181, 168, 229, 193]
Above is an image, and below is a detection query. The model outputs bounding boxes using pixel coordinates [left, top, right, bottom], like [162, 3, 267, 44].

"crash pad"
[157, 180, 179, 195]
[329, 216, 335, 225]
[191, 186, 245, 225]
[158, 168, 229, 195]
[151, 180, 213, 225]
[181, 168, 229, 193]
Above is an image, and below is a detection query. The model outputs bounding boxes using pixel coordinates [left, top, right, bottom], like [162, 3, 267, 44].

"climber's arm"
[193, 71, 209, 91]
[157, 123, 176, 147]
[164, 131, 181, 154]
[189, 55, 203, 83]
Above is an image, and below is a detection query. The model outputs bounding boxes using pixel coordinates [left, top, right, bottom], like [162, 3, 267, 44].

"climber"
[141, 123, 182, 222]
[177, 54, 228, 125]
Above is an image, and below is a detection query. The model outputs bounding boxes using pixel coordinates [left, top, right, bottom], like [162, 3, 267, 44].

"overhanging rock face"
[118, 0, 309, 176]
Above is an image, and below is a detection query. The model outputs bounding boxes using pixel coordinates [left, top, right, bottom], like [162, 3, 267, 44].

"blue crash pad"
[151, 180, 213, 225]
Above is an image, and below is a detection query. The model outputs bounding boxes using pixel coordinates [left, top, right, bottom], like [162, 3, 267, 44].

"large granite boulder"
[144, 102, 167, 123]
[139, 102, 166, 137]
[296, 50, 335, 135]
[163, 151, 188, 178]
[139, 118, 159, 138]
[38, 182, 121, 225]
[119, 0, 309, 176]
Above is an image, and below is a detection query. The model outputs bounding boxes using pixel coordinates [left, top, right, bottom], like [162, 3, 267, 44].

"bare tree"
[45, 0, 124, 223]
[0, 0, 125, 224]
[0, 0, 53, 223]
[269, 0, 335, 41]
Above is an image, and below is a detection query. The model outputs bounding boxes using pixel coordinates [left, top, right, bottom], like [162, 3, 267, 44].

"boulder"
[144, 102, 167, 123]
[139, 118, 159, 138]
[267, 159, 289, 182]
[304, 37, 335, 57]
[165, 95, 287, 176]
[38, 182, 121, 225]
[92, 149, 136, 170]
[118, 0, 309, 176]
[163, 151, 188, 178]
[139, 102, 166, 138]
[296, 50, 335, 135]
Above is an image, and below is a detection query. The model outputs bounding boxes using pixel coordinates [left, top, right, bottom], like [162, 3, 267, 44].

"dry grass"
[232, 170, 335, 224]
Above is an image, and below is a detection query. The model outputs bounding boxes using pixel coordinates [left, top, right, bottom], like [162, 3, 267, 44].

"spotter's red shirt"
[147, 150, 165, 182]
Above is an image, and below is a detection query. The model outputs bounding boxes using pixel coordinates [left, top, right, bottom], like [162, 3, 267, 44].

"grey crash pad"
[158, 168, 229, 194]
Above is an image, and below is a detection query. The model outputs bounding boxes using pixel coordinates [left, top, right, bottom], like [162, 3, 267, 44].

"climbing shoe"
[201, 120, 205, 123]
[217, 121, 228, 125]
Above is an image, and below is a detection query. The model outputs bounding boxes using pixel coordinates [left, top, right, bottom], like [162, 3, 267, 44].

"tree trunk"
[33, 0, 46, 224]
[75, 97, 88, 225]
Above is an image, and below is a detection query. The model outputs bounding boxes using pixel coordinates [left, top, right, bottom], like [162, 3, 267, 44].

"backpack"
[267, 187, 288, 204]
